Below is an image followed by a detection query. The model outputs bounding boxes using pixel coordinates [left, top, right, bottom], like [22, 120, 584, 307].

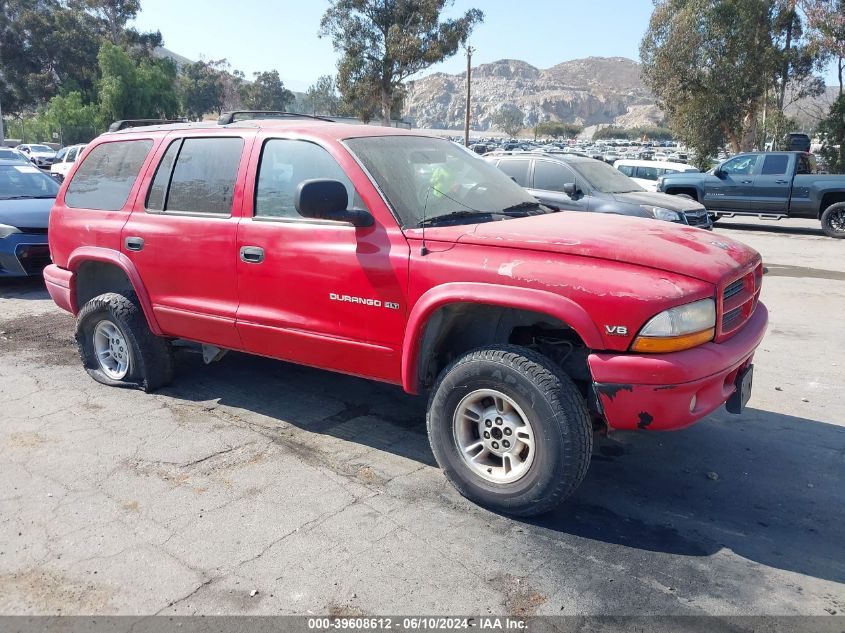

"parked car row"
[6, 143, 87, 180]
[485, 151, 712, 229]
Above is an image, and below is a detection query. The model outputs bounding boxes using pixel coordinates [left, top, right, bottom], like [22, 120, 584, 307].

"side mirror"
[562, 182, 577, 196]
[295, 179, 373, 227]
[714, 168, 725, 178]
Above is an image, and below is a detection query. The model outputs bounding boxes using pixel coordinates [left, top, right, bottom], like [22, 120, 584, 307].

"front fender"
[66, 246, 162, 335]
[401, 282, 604, 394]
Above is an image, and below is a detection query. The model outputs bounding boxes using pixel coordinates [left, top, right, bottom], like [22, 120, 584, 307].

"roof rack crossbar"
[108, 118, 188, 132]
[217, 111, 334, 125]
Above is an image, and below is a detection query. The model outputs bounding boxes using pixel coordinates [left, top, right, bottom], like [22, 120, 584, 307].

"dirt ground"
[0, 217, 843, 616]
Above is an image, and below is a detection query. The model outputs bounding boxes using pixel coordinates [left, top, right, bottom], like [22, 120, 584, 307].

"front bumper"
[0, 233, 51, 277]
[590, 302, 768, 431]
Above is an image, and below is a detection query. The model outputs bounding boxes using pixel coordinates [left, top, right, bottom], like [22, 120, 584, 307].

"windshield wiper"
[500, 201, 555, 215]
[1, 195, 55, 200]
[417, 209, 505, 227]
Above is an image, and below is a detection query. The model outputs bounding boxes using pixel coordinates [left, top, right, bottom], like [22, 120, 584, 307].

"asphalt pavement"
[0, 218, 843, 616]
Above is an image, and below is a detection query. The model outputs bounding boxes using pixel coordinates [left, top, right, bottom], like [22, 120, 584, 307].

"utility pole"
[464, 44, 474, 147]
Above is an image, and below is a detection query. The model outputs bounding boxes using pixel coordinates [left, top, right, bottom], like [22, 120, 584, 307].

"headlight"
[0, 224, 22, 239]
[640, 205, 681, 222]
[631, 298, 716, 353]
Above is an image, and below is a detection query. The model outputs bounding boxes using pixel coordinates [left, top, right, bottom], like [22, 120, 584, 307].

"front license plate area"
[726, 364, 753, 414]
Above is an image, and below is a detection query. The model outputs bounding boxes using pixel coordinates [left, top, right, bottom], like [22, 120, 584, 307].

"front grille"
[15, 244, 51, 275]
[723, 278, 744, 301]
[684, 211, 710, 227]
[722, 307, 743, 331]
[19, 227, 48, 235]
[718, 262, 763, 339]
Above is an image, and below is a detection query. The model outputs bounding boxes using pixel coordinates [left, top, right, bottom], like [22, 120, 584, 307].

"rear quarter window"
[65, 140, 153, 211]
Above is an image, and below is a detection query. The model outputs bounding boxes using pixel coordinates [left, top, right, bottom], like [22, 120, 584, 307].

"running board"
[716, 212, 787, 221]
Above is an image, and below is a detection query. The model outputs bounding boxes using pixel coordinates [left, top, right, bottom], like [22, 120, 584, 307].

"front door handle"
[740, 180, 753, 184]
[775, 179, 789, 184]
[124, 236, 144, 251]
[240, 246, 265, 264]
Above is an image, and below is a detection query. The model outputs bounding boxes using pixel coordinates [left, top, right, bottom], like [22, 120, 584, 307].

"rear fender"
[66, 246, 162, 335]
[401, 282, 603, 394]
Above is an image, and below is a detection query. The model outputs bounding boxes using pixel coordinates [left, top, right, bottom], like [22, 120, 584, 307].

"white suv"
[615, 159, 699, 191]
[50, 144, 87, 181]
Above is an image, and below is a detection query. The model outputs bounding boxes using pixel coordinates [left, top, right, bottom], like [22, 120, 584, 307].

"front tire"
[427, 345, 592, 517]
[76, 292, 174, 392]
[821, 202, 845, 238]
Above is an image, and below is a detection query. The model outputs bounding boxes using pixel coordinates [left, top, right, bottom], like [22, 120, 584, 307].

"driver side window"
[721, 155, 759, 175]
[255, 139, 366, 219]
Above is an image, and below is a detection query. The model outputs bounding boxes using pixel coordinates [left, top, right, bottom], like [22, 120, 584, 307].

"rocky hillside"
[402, 56, 664, 131]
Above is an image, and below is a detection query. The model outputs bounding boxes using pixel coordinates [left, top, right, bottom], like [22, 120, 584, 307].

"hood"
[612, 190, 705, 211]
[445, 212, 759, 285]
[0, 197, 54, 229]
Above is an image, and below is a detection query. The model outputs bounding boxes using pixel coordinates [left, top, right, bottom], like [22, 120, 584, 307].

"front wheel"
[426, 345, 592, 517]
[821, 202, 845, 238]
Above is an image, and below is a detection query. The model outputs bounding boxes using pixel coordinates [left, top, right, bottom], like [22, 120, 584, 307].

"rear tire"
[821, 202, 845, 238]
[76, 292, 173, 392]
[426, 345, 592, 517]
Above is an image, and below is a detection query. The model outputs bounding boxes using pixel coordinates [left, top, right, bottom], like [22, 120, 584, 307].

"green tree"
[592, 125, 675, 141]
[179, 61, 225, 120]
[305, 75, 340, 116]
[818, 94, 845, 172]
[97, 42, 178, 125]
[641, 0, 778, 162]
[240, 71, 294, 111]
[534, 121, 583, 139]
[319, 0, 483, 125]
[802, 0, 845, 95]
[76, 0, 140, 44]
[0, 0, 103, 114]
[43, 92, 100, 144]
[492, 104, 524, 137]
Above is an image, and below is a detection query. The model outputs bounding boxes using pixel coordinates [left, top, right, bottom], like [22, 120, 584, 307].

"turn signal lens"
[631, 328, 715, 353]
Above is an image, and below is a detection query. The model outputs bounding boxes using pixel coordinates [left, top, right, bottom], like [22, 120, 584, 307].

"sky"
[131, 0, 840, 93]
[131, 0, 658, 92]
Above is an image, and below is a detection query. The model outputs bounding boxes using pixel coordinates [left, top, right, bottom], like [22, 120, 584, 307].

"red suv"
[44, 115, 767, 516]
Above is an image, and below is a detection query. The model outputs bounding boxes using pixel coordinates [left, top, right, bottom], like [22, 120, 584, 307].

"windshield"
[570, 160, 644, 193]
[29, 145, 53, 153]
[0, 164, 60, 200]
[0, 149, 26, 161]
[345, 136, 539, 228]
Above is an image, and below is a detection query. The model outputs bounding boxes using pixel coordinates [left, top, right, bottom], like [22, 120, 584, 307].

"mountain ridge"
[402, 56, 663, 131]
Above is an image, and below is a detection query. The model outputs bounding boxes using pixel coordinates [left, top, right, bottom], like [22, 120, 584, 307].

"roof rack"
[216, 111, 334, 125]
[108, 118, 188, 132]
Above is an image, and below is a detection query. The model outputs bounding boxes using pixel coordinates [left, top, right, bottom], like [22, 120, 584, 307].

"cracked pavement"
[0, 219, 843, 616]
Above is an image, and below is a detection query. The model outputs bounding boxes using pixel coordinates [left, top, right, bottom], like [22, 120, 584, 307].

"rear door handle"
[240, 246, 265, 264]
[124, 236, 144, 252]
[741, 180, 753, 184]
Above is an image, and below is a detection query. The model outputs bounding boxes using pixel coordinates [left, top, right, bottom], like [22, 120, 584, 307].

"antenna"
[420, 185, 431, 256]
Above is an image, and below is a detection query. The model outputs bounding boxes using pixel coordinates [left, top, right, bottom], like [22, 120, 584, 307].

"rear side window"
[497, 159, 530, 187]
[634, 166, 659, 180]
[65, 140, 153, 210]
[255, 139, 364, 219]
[617, 165, 634, 176]
[761, 154, 789, 175]
[146, 137, 244, 215]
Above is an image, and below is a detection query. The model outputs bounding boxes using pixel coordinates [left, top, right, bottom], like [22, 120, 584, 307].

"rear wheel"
[76, 292, 173, 391]
[427, 345, 592, 517]
[821, 202, 845, 238]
